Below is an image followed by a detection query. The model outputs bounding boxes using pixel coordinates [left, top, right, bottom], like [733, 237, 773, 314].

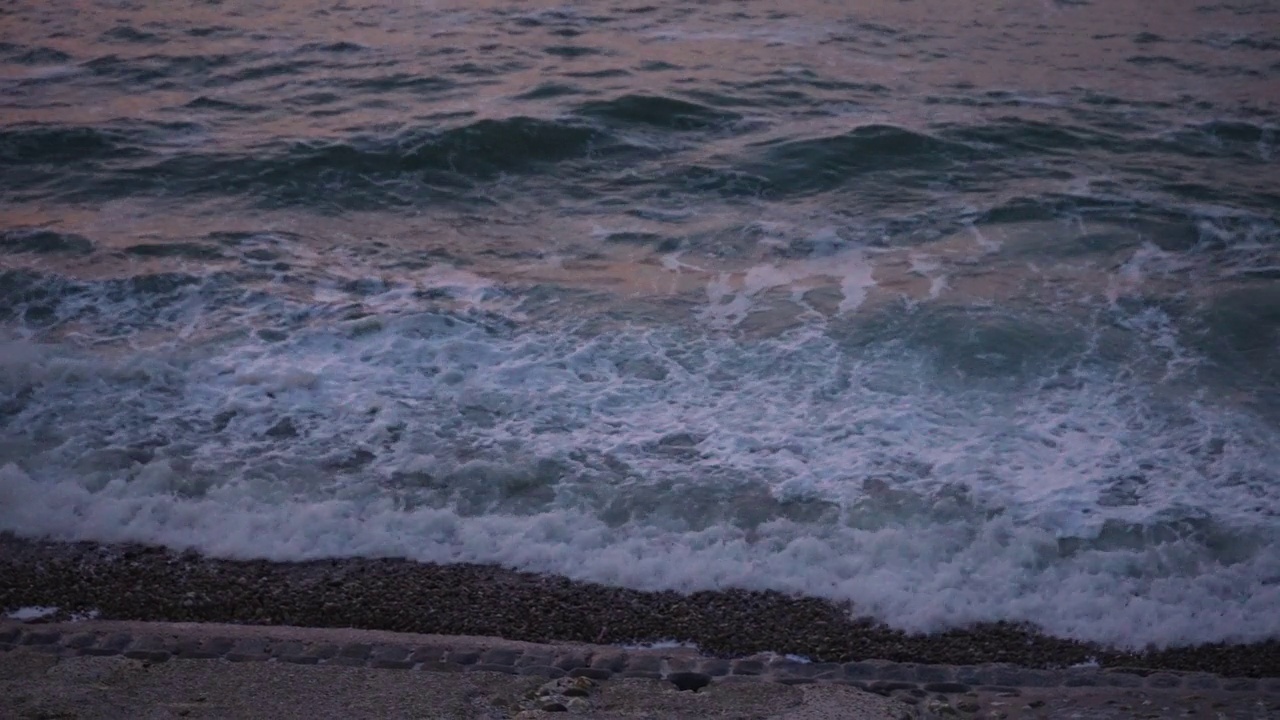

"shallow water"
[1, 0, 1278, 648]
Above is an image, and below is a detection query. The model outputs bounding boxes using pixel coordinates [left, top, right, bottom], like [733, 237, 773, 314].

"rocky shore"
[3, 534, 1278, 678]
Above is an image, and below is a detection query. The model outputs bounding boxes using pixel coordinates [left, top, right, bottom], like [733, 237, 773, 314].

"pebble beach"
[4, 534, 1279, 680]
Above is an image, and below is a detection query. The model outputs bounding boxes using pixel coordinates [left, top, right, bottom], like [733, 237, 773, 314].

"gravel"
[2, 533, 1277, 677]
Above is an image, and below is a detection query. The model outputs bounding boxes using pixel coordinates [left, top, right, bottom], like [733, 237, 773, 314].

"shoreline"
[3, 533, 1278, 678]
[3, 620, 1280, 720]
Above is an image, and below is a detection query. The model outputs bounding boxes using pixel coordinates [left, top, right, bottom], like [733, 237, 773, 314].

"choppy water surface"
[2, 0, 1279, 647]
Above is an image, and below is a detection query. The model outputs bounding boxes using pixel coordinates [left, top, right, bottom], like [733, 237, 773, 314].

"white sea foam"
[1, 272, 1277, 647]
[6, 606, 58, 621]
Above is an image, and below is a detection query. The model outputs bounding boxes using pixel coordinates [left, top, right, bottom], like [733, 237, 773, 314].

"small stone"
[338, 643, 372, 660]
[408, 647, 445, 664]
[303, 644, 339, 661]
[1185, 674, 1218, 690]
[956, 700, 980, 712]
[540, 702, 568, 712]
[698, 659, 731, 677]
[64, 633, 97, 649]
[924, 682, 971, 694]
[1101, 673, 1142, 688]
[446, 650, 480, 666]
[279, 656, 320, 665]
[371, 645, 410, 664]
[1222, 678, 1257, 692]
[977, 686, 1020, 696]
[1027, 699, 1045, 708]
[324, 657, 369, 667]
[124, 644, 172, 663]
[419, 661, 464, 673]
[470, 664, 518, 675]
[589, 651, 628, 672]
[516, 653, 554, 668]
[270, 642, 308, 659]
[479, 648, 520, 666]
[842, 661, 880, 680]
[775, 677, 817, 686]
[226, 638, 271, 662]
[622, 655, 662, 674]
[517, 665, 566, 679]
[21, 631, 61, 646]
[732, 659, 765, 676]
[868, 681, 917, 696]
[927, 700, 959, 716]
[1146, 673, 1181, 688]
[553, 652, 589, 671]
[568, 667, 611, 681]
[915, 665, 952, 683]
[875, 663, 915, 681]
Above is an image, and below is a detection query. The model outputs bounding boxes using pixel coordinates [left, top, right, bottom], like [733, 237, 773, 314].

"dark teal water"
[1, 0, 1278, 647]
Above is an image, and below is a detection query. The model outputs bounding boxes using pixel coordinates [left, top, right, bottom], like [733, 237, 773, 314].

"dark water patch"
[105, 273, 206, 302]
[183, 96, 265, 112]
[577, 94, 740, 130]
[746, 125, 970, 196]
[1196, 119, 1270, 144]
[0, 270, 78, 324]
[637, 60, 679, 71]
[673, 89, 761, 111]
[972, 197, 1203, 250]
[513, 82, 581, 100]
[1133, 32, 1165, 44]
[327, 117, 609, 176]
[448, 61, 529, 78]
[544, 45, 605, 58]
[1126, 55, 1208, 73]
[184, 26, 237, 38]
[1081, 92, 1126, 107]
[100, 117, 622, 209]
[743, 73, 890, 96]
[600, 232, 679, 251]
[8, 46, 73, 64]
[82, 53, 240, 88]
[564, 68, 631, 78]
[923, 95, 999, 108]
[0, 124, 141, 164]
[1188, 286, 1280, 387]
[296, 41, 367, 54]
[1162, 182, 1240, 204]
[288, 91, 340, 107]
[667, 165, 771, 197]
[81, 54, 168, 85]
[332, 73, 457, 94]
[100, 26, 165, 45]
[836, 305, 1092, 386]
[0, 229, 93, 255]
[941, 118, 1120, 156]
[1227, 35, 1280, 50]
[123, 243, 226, 260]
[217, 60, 320, 84]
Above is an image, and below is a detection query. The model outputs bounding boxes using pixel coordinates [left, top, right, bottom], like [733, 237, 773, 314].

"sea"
[1, 0, 1277, 650]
